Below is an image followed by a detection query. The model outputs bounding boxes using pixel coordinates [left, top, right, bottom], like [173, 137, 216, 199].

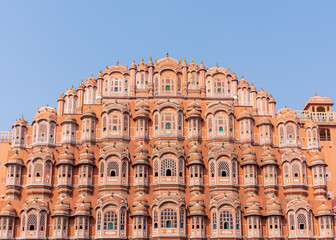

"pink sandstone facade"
[1, 56, 336, 239]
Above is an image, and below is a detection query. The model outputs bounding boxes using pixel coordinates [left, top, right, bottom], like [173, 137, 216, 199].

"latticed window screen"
[308, 212, 312, 230]
[21, 215, 25, 231]
[297, 213, 307, 229]
[235, 210, 240, 229]
[220, 211, 233, 229]
[292, 163, 300, 177]
[212, 212, 217, 229]
[34, 163, 43, 177]
[210, 162, 215, 177]
[97, 212, 101, 230]
[107, 161, 119, 177]
[180, 208, 184, 226]
[289, 214, 295, 230]
[232, 162, 236, 177]
[122, 161, 127, 177]
[40, 214, 45, 231]
[161, 159, 176, 176]
[100, 162, 104, 177]
[120, 210, 126, 230]
[179, 159, 183, 177]
[27, 214, 37, 231]
[287, 124, 295, 139]
[218, 161, 230, 177]
[208, 116, 213, 132]
[160, 209, 177, 228]
[154, 160, 158, 173]
[104, 211, 118, 230]
[154, 210, 158, 223]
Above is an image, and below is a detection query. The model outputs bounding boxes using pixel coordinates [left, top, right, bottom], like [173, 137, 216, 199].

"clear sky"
[0, 1, 335, 130]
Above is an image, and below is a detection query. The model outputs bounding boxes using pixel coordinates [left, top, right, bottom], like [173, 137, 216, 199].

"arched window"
[212, 212, 217, 230]
[220, 211, 233, 230]
[153, 210, 158, 228]
[166, 123, 171, 129]
[161, 159, 176, 176]
[107, 161, 119, 177]
[292, 162, 300, 178]
[161, 209, 177, 228]
[210, 162, 215, 178]
[97, 211, 101, 230]
[27, 214, 37, 231]
[34, 162, 43, 177]
[104, 211, 118, 230]
[218, 161, 230, 177]
[297, 213, 307, 230]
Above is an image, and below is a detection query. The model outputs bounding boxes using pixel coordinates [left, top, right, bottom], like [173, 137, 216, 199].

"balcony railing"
[295, 111, 336, 123]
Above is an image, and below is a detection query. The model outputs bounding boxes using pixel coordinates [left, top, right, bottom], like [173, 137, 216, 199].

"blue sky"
[0, 1, 335, 129]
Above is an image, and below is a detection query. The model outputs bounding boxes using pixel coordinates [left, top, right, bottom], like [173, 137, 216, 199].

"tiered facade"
[1, 56, 335, 239]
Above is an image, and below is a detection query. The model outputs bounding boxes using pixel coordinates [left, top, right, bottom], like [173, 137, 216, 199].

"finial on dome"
[126, 64, 128, 69]
[285, 104, 287, 108]
[91, 72, 93, 77]
[228, 67, 230, 71]
[192, 58, 194, 63]
[315, 92, 317, 96]
[142, 58, 144, 63]
[116, 59, 119, 66]
[201, 60, 203, 64]
[133, 59, 135, 63]
[261, 86, 264, 91]
[155, 57, 157, 63]
[105, 65, 108, 69]
[81, 79, 83, 83]
[216, 62, 219, 68]
[251, 82, 254, 86]
[46, 102, 48, 107]
[178, 58, 181, 64]
[183, 56, 186, 62]
[270, 93, 273, 98]
[150, 56, 152, 61]
[207, 67, 208, 70]
[242, 74, 244, 79]
[71, 85, 73, 89]
[99, 69, 102, 73]
[166, 52, 169, 58]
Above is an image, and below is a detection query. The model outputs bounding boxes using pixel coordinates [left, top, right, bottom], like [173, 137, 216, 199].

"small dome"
[257, 117, 272, 126]
[317, 203, 332, 216]
[76, 195, 91, 205]
[246, 204, 261, 216]
[238, 79, 249, 88]
[136, 100, 149, 109]
[189, 154, 203, 162]
[266, 196, 280, 206]
[133, 204, 148, 212]
[85, 76, 96, 86]
[246, 195, 260, 206]
[78, 81, 85, 89]
[250, 83, 256, 92]
[130, 60, 137, 69]
[238, 110, 252, 120]
[61, 115, 77, 125]
[190, 204, 205, 212]
[82, 108, 97, 118]
[65, 87, 77, 96]
[135, 144, 149, 155]
[13, 117, 28, 126]
[1, 203, 16, 214]
[189, 194, 205, 204]
[34, 106, 57, 121]
[133, 194, 148, 203]
[76, 203, 90, 212]
[187, 100, 201, 109]
[199, 61, 205, 70]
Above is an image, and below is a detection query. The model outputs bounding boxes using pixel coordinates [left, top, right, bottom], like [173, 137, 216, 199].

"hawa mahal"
[0, 55, 336, 239]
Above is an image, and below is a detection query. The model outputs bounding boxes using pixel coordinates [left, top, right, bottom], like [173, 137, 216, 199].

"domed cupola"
[0, 202, 17, 239]
[134, 100, 150, 140]
[12, 116, 28, 149]
[56, 147, 74, 197]
[60, 115, 77, 145]
[32, 105, 57, 147]
[241, 146, 259, 195]
[133, 143, 150, 193]
[261, 148, 278, 197]
[131, 194, 149, 238]
[187, 143, 204, 193]
[238, 109, 254, 144]
[186, 100, 202, 140]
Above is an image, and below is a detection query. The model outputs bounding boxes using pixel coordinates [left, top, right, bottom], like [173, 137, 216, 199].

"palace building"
[1, 55, 336, 239]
